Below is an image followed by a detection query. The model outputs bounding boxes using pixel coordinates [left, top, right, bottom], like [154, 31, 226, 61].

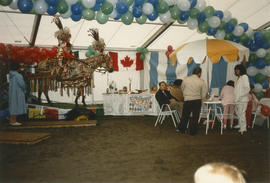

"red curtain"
[109, 51, 119, 72]
[136, 53, 144, 71]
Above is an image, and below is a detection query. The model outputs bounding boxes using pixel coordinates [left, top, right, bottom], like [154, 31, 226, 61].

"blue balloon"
[71, 2, 82, 15]
[180, 11, 189, 21]
[189, 0, 197, 9]
[134, 0, 145, 6]
[114, 13, 121, 20]
[132, 6, 142, 18]
[225, 22, 235, 33]
[239, 23, 248, 32]
[254, 31, 264, 46]
[262, 42, 270, 49]
[45, 0, 58, 6]
[18, 0, 33, 13]
[147, 0, 158, 6]
[248, 76, 255, 85]
[213, 10, 223, 20]
[232, 36, 240, 43]
[71, 13, 82, 21]
[47, 5, 57, 15]
[147, 9, 158, 21]
[92, 3, 101, 11]
[116, 1, 129, 14]
[244, 38, 253, 48]
[96, 0, 104, 4]
[250, 42, 259, 52]
[262, 80, 269, 89]
[255, 59, 267, 69]
[208, 28, 217, 35]
[197, 12, 206, 24]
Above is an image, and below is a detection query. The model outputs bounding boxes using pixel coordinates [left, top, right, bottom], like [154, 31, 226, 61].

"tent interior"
[0, 0, 270, 104]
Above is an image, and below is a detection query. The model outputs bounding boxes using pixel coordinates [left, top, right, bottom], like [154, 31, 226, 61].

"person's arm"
[15, 73, 26, 93]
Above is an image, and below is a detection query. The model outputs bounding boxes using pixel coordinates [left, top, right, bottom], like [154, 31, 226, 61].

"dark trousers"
[178, 99, 201, 135]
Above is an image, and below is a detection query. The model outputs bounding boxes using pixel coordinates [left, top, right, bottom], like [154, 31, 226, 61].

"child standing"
[246, 84, 260, 128]
[220, 80, 235, 129]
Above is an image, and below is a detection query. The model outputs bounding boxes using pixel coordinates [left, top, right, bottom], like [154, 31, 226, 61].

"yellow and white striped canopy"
[169, 39, 250, 65]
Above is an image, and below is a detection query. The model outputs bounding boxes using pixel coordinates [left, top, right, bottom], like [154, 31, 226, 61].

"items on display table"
[103, 93, 159, 116]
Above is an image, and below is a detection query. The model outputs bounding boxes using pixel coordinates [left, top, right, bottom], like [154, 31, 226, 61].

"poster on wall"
[128, 95, 154, 113]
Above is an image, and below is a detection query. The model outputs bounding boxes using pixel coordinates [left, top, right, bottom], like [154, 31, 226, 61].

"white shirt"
[234, 74, 250, 102]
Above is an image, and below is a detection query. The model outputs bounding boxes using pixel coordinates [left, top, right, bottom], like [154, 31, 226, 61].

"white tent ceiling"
[0, 0, 270, 51]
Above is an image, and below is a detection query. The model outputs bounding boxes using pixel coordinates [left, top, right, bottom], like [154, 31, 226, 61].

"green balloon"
[56, 0, 68, 14]
[240, 34, 249, 43]
[125, 0, 134, 6]
[101, 1, 113, 15]
[169, 6, 180, 20]
[121, 11, 134, 25]
[83, 9, 95, 20]
[229, 18, 238, 26]
[262, 30, 270, 42]
[203, 6, 215, 18]
[0, 0, 12, 6]
[140, 54, 145, 61]
[142, 48, 148, 54]
[136, 14, 147, 24]
[85, 51, 91, 57]
[189, 8, 200, 19]
[218, 21, 226, 30]
[249, 53, 258, 63]
[264, 53, 270, 63]
[156, 0, 169, 14]
[198, 21, 209, 33]
[254, 92, 264, 100]
[96, 11, 109, 24]
[255, 73, 267, 83]
[224, 33, 233, 41]
[136, 47, 143, 53]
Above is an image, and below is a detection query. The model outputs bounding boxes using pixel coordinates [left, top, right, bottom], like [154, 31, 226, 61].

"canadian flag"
[108, 51, 144, 72]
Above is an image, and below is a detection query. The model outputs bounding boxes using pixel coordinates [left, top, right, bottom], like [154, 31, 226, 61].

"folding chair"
[252, 98, 270, 129]
[154, 104, 180, 128]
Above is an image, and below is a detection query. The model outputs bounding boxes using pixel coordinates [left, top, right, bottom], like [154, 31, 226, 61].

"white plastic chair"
[198, 103, 209, 124]
[214, 104, 235, 135]
[252, 98, 270, 129]
[154, 104, 180, 128]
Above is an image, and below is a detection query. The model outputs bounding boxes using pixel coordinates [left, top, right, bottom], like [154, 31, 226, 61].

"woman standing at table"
[234, 64, 250, 134]
[220, 80, 235, 129]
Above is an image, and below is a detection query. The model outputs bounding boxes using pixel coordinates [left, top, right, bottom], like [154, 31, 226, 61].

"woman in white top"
[234, 64, 250, 134]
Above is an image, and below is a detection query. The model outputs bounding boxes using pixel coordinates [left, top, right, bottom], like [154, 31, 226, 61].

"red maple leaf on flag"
[121, 56, 134, 67]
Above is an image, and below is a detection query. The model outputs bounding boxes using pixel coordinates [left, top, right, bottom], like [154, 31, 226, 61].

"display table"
[103, 93, 159, 116]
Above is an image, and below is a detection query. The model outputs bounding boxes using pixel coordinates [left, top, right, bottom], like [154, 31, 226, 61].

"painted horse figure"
[27, 17, 113, 105]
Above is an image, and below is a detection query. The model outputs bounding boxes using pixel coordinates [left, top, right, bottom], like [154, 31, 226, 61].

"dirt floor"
[0, 116, 269, 183]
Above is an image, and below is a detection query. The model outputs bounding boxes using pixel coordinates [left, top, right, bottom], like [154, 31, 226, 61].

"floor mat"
[0, 131, 51, 144]
[7, 120, 97, 129]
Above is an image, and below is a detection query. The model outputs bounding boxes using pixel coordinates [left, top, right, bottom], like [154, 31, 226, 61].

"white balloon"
[256, 48, 267, 58]
[187, 18, 198, 30]
[107, 0, 117, 5]
[195, 0, 206, 11]
[245, 27, 253, 37]
[109, 7, 117, 18]
[159, 11, 172, 23]
[261, 66, 270, 76]
[82, 0, 96, 8]
[254, 83, 263, 93]
[66, 0, 78, 5]
[142, 3, 153, 15]
[61, 6, 72, 19]
[247, 66, 258, 77]
[215, 30, 225, 40]
[207, 16, 221, 28]
[232, 25, 244, 37]
[164, 0, 175, 6]
[222, 10, 231, 22]
[9, 0, 18, 10]
[34, 0, 48, 14]
[177, 0, 190, 11]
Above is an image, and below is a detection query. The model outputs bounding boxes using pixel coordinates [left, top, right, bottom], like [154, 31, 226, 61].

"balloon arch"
[1, 0, 270, 98]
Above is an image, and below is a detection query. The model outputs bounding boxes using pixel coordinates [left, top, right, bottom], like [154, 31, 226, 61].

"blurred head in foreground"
[194, 162, 246, 183]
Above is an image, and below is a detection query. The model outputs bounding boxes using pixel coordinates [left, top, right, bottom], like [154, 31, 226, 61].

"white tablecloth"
[103, 93, 159, 116]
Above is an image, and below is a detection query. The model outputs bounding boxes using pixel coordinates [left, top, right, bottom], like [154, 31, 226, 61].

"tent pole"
[29, 14, 42, 47]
